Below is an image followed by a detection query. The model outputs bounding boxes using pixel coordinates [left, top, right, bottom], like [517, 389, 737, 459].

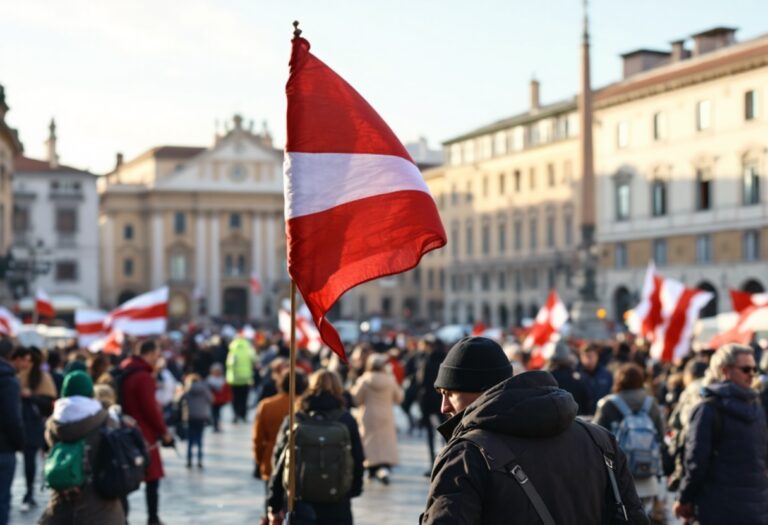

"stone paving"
[9, 410, 435, 525]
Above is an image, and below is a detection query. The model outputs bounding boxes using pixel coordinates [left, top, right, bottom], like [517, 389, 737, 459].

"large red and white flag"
[708, 290, 768, 348]
[627, 263, 713, 362]
[250, 272, 263, 295]
[88, 329, 124, 356]
[523, 290, 569, 350]
[283, 34, 447, 361]
[35, 289, 55, 319]
[105, 286, 168, 336]
[0, 307, 21, 336]
[75, 309, 108, 348]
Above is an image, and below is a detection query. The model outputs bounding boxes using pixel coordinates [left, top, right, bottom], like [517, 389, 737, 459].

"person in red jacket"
[120, 339, 174, 525]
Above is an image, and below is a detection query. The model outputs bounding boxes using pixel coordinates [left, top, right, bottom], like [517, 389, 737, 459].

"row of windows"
[122, 212, 246, 240]
[13, 207, 77, 236]
[449, 267, 574, 293]
[614, 230, 761, 268]
[450, 213, 574, 257]
[616, 90, 759, 149]
[614, 163, 761, 221]
[122, 252, 249, 279]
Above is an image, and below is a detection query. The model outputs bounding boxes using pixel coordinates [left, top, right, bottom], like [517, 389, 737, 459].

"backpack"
[608, 395, 661, 478]
[44, 440, 86, 491]
[282, 409, 354, 503]
[92, 425, 150, 499]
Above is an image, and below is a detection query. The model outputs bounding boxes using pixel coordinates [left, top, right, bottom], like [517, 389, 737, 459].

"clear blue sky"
[1, 0, 765, 173]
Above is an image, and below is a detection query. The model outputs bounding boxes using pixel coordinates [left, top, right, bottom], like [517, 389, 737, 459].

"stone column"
[251, 213, 263, 318]
[150, 212, 165, 289]
[208, 213, 221, 315]
[195, 213, 207, 300]
[101, 214, 115, 306]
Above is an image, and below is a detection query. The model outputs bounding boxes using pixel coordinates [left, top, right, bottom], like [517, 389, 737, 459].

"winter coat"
[267, 392, 365, 525]
[226, 337, 256, 386]
[38, 396, 124, 525]
[679, 381, 768, 525]
[120, 356, 168, 482]
[180, 380, 213, 422]
[579, 364, 614, 413]
[593, 388, 665, 499]
[549, 365, 593, 416]
[207, 375, 232, 406]
[351, 370, 403, 467]
[416, 349, 445, 416]
[252, 392, 290, 480]
[420, 371, 648, 525]
[0, 358, 24, 453]
[18, 368, 57, 450]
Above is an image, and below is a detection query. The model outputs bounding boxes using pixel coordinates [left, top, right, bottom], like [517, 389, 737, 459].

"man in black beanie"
[420, 337, 648, 525]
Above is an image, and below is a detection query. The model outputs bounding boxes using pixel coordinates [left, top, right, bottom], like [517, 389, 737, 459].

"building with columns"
[594, 27, 768, 323]
[0, 85, 22, 254]
[98, 115, 286, 323]
[13, 120, 100, 317]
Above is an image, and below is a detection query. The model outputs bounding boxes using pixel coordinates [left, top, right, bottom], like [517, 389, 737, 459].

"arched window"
[696, 281, 718, 318]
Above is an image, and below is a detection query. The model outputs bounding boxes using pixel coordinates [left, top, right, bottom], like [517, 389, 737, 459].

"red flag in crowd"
[250, 272, 263, 295]
[0, 307, 21, 336]
[524, 290, 569, 351]
[708, 290, 768, 348]
[35, 288, 55, 319]
[283, 34, 447, 361]
[75, 309, 108, 348]
[627, 263, 713, 362]
[279, 301, 322, 353]
[105, 286, 168, 336]
[89, 329, 124, 355]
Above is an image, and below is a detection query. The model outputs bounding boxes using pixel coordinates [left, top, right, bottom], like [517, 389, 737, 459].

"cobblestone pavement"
[10, 410, 435, 525]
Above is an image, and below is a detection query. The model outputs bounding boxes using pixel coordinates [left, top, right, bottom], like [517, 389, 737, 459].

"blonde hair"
[301, 369, 345, 408]
[705, 344, 754, 385]
[94, 384, 116, 408]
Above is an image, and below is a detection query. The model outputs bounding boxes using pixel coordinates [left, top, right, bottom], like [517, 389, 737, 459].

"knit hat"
[434, 337, 512, 392]
[61, 370, 94, 398]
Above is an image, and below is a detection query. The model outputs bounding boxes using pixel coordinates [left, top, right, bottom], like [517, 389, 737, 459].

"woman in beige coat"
[351, 353, 403, 485]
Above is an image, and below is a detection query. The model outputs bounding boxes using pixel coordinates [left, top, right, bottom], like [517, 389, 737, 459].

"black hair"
[138, 339, 158, 356]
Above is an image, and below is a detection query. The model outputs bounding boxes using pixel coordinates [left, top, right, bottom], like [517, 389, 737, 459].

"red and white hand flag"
[88, 329, 124, 355]
[627, 263, 713, 362]
[708, 290, 768, 348]
[279, 300, 322, 354]
[75, 309, 108, 348]
[35, 289, 55, 319]
[523, 290, 568, 350]
[283, 35, 447, 361]
[0, 307, 21, 336]
[105, 286, 168, 336]
[250, 272, 263, 295]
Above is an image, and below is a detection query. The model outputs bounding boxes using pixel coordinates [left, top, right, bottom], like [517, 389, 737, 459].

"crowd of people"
[0, 323, 766, 524]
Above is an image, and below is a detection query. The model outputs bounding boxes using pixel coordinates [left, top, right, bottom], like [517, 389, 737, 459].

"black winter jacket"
[267, 392, 365, 525]
[420, 371, 648, 525]
[0, 358, 24, 453]
[679, 381, 768, 525]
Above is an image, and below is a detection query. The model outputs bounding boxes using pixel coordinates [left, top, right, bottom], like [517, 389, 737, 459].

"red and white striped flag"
[627, 263, 713, 362]
[523, 290, 569, 350]
[105, 286, 168, 336]
[35, 289, 55, 319]
[283, 34, 447, 361]
[708, 290, 768, 348]
[88, 329, 124, 355]
[75, 309, 108, 348]
[279, 301, 322, 354]
[0, 307, 21, 336]
[250, 272, 262, 295]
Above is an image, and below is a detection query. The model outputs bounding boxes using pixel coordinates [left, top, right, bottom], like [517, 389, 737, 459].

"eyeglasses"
[736, 366, 758, 375]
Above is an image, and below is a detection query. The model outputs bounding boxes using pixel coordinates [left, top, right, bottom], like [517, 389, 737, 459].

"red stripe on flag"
[286, 37, 412, 161]
[110, 303, 167, 322]
[661, 288, 699, 362]
[642, 275, 664, 340]
[77, 321, 105, 334]
[0, 318, 10, 335]
[287, 190, 445, 357]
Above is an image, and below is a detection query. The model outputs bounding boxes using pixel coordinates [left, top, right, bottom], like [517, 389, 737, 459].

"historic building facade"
[428, 81, 583, 328]
[594, 27, 768, 322]
[0, 85, 21, 255]
[13, 120, 100, 316]
[99, 115, 286, 323]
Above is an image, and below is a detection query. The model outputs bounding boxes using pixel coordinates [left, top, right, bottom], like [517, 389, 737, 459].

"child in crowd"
[179, 373, 213, 468]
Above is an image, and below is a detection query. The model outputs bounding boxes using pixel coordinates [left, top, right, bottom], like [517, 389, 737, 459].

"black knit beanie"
[434, 337, 512, 392]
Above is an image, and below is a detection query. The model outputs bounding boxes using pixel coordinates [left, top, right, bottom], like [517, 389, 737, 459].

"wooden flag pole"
[287, 279, 298, 518]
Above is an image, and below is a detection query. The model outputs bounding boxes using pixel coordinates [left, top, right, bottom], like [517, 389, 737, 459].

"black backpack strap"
[575, 421, 629, 523]
[460, 429, 556, 525]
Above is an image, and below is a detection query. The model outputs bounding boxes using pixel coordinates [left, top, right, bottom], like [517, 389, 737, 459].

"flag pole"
[287, 279, 298, 519]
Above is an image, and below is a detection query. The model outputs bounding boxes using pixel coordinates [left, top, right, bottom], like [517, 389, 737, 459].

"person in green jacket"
[226, 337, 257, 423]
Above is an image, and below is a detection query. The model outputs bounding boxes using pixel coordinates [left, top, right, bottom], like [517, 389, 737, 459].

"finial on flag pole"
[293, 20, 302, 38]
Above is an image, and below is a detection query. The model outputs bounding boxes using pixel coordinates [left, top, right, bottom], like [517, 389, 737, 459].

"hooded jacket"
[0, 358, 24, 453]
[180, 380, 213, 422]
[679, 381, 768, 525]
[420, 371, 648, 525]
[351, 370, 403, 467]
[226, 337, 256, 386]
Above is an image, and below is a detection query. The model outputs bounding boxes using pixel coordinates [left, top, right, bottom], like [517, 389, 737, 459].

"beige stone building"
[595, 27, 768, 322]
[428, 82, 583, 328]
[99, 115, 286, 323]
[0, 85, 22, 254]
